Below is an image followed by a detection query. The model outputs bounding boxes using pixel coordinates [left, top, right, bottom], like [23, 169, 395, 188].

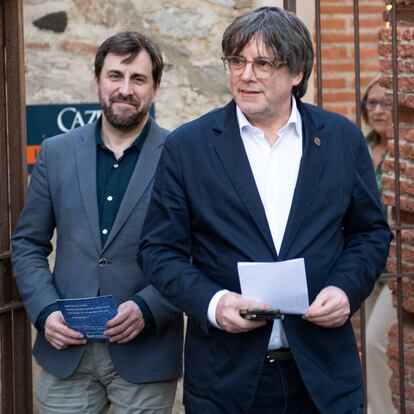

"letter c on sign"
[57, 107, 77, 133]
[57, 107, 86, 133]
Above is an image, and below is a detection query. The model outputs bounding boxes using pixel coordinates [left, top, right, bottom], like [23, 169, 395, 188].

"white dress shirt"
[208, 98, 303, 349]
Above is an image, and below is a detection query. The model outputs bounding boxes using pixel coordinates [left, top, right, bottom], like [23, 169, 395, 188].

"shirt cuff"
[35, 303, 60, 331]
[207, 289, 230, 329]
[131, 295, 154, 331]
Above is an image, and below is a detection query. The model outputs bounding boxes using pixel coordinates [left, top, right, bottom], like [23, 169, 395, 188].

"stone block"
[33, 11, 67, 33]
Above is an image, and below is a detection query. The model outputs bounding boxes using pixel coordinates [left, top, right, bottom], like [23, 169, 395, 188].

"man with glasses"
[139, 7, 391, 414]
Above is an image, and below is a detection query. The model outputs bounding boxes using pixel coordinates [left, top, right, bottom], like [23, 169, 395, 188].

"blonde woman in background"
[362, 77, 397, 414]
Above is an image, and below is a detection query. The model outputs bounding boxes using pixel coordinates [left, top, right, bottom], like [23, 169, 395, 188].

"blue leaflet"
[57, 295, 117, 340]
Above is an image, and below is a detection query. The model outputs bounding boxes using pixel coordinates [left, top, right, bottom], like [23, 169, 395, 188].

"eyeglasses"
[222, 56, 287, 79]
[365, 99, 391, 111]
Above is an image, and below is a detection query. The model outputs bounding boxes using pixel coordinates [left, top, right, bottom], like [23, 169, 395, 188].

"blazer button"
[98, 257, 108, 267]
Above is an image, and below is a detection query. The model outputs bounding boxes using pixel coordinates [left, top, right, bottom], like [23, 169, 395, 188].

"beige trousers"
[36, 342, 177, 414]
[365, 283, 397, 414]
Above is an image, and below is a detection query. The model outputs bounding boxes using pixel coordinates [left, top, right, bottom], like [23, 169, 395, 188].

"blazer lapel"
[102, 121, 165, 250]
[75, 123, 102, 253]
[212, 101, 278, 260]
[278, 101, 326, 260]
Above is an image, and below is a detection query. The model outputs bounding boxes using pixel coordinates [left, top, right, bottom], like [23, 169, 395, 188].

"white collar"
[236, 97, 302, 138]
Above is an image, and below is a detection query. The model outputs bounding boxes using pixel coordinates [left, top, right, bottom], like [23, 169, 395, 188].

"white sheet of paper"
[238, 258, 309, 314]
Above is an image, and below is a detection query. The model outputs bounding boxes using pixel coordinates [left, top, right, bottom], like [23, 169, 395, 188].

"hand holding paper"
[44, 311, 87, 350]
[105, 300, 145, 343]
[215, 292, 268, 333]
[238, 258, 309, 315]
[303, 286, 350, 328]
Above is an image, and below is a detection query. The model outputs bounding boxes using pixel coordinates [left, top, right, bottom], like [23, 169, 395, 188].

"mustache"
[109, 94, 139, 108]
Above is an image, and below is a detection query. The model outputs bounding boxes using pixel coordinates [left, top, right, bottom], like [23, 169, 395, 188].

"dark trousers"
[250, 354, 319, 414]
[250, 354, 364, 414]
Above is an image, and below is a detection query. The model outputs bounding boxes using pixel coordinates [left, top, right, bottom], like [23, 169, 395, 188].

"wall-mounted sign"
[26, 103, 155, 172]
[26, 103, 101, 172]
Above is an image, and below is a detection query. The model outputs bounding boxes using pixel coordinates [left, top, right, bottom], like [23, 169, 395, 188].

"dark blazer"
[12, 120, 183, 383]
[138, 100, 392, 413]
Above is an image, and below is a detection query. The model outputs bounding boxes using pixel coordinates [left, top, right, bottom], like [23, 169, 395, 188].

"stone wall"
[24, 0, 387, 129]
[24, 0, 277, 131]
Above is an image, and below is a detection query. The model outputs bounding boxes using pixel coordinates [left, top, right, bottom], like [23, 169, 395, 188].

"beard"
[99, 91, 149, 132]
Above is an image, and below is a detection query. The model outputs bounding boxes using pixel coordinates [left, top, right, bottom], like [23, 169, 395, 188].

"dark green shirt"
[96, 118, 150, 245]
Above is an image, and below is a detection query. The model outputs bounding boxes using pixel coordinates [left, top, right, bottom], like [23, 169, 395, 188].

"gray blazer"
[11, 120, 183, 383]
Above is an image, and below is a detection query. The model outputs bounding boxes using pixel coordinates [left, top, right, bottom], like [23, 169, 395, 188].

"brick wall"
[318, 0, 388, 351]
[380, 0, 414, 412]
[319, 0, 386, 122]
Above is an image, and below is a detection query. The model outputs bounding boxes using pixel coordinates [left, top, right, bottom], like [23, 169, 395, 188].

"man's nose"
[240, 62, 257, 81]
[119, 79, 132, 96]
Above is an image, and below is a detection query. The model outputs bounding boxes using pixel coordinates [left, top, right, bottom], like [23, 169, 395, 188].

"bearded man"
[12, 31, 183, 414]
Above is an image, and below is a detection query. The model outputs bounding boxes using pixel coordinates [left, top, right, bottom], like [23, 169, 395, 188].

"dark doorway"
[0, 0, 33, 412]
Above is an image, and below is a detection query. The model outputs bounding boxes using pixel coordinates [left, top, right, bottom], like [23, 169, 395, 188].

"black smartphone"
[239, 308, 283, 320]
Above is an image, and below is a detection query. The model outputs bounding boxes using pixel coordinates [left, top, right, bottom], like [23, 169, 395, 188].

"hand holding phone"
[239, 308, 283, 321]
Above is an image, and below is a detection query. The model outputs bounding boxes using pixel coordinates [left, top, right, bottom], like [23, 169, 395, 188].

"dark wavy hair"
[222, 7, 314, 98]
[94, 31, 163, 86]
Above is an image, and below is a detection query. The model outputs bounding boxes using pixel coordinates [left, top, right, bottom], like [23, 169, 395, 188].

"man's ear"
[292, 71, 303, 87]
[153, 81, 161, 98]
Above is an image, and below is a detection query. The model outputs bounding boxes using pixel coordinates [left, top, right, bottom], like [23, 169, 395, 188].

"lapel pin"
[314, 137, 321, 146]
